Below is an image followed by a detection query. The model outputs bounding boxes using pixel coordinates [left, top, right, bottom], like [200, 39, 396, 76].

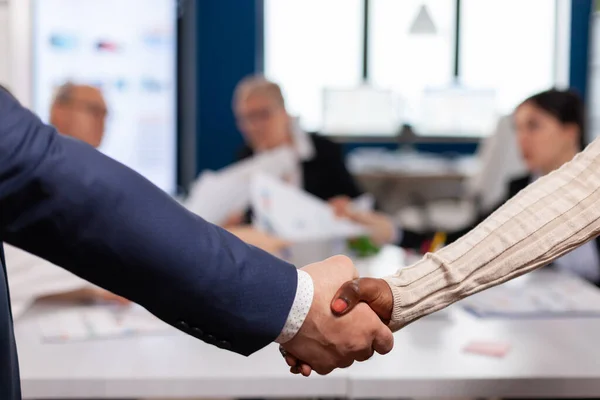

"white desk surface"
[15, 248, 600, 399]
[16, 308, 347, 399]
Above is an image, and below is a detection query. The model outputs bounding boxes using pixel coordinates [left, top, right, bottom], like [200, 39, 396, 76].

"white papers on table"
[38, 305, 170, 343]
[184, 146, 297, 225]
[250, 173, 367, 242]
[461, 270, 600, 318]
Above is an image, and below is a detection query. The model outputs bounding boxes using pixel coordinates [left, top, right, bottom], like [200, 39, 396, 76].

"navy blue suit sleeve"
[0, 90, 298, 356]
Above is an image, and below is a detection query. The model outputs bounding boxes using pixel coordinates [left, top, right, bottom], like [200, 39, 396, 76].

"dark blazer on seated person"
[400, 174, 600, 283]
[237, 133, 364, 222]
[0, 87, 298, 399]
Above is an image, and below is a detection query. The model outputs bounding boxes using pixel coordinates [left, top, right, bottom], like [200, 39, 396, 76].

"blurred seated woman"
[335, 89, 600, 285]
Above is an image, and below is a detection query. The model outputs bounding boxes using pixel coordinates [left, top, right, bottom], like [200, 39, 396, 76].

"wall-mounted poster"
[32, 0, 177, 194]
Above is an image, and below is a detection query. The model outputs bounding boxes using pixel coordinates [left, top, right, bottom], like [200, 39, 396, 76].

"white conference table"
[15, 247, 600, 399]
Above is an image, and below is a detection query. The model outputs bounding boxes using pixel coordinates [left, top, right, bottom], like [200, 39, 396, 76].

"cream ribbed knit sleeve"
[385, 137, 600, 331]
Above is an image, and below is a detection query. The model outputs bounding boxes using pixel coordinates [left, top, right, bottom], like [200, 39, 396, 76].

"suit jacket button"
[219, 341, 232, 350]
[206, 334, 215, 343]
[176, 321, 189, 330]
[192, 327, 204, 337]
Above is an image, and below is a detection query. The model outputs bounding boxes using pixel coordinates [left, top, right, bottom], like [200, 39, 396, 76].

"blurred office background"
[4, 1, 600, 398]
[0, 1, 590, 196]
[0, 0, 596, 269]
[0, 0, 596, 243]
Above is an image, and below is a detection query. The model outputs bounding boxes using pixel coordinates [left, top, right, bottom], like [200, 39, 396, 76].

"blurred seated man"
[225, 75, 364, 226]
[3, 83, 129, 315]
[334, 89, 600, 285]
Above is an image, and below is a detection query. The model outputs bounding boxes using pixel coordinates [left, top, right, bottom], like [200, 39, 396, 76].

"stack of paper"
[250, 173, 368, 241]
[38, 305, 170, 343]
[184, 146, 297, 225]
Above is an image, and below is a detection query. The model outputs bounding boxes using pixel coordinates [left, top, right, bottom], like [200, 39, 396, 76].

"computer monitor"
[322, 86, 400, 137]
[415, 86, 498, 138]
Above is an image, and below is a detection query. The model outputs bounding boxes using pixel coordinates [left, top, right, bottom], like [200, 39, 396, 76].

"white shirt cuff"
[275, 269, 314, 344]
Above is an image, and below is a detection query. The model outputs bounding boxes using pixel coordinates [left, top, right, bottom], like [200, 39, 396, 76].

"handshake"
[278, 255, 395, 376]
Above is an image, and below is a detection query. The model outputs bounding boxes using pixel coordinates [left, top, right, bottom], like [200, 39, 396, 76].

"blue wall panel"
[569, 0, 593, 100]
[196, 1, 260, 173]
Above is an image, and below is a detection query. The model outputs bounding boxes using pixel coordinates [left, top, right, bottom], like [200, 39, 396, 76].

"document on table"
[184, 146, 297, 225]
[461, 270, 600, 318]
[38, 305, 171, 343]
[250, 173, 367, 241]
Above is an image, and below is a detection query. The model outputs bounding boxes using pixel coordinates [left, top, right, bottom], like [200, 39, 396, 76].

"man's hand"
[221, 211, 245, 228]
[329, 197, 396, 246]
[328, 196, 353, 216]
[282, 277, 394, 376]
[280, 256, 394, 376]
[40, 287, 130, 305]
